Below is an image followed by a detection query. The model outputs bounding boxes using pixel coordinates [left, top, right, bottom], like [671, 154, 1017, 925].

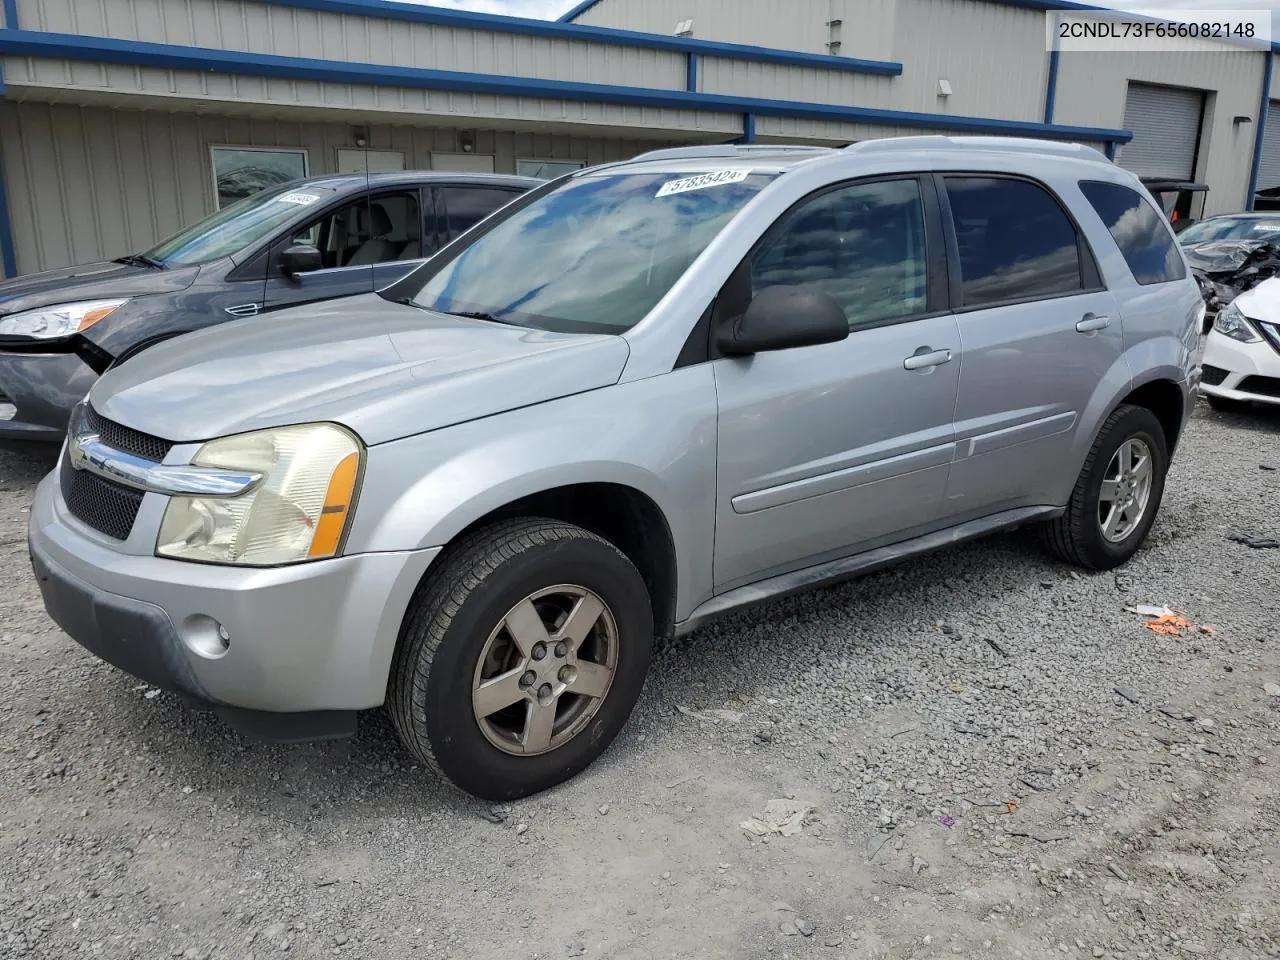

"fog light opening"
[182, 615, 232, 660]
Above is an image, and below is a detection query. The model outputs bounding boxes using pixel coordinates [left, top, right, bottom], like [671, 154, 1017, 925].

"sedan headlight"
[0, 299, 129, 339]
[1213, 302, 1262, 343]
[156, 423, 362, 566]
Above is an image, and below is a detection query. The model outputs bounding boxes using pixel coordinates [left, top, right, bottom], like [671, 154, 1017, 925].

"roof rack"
[628, 144, 835, 162]
[844, 135, 1106, 161]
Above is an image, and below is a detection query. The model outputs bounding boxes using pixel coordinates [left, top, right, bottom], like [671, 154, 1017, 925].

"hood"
[1233, 276, 1280, 324]
[90, 294, 631, 446]
[0, 260, 200, 316]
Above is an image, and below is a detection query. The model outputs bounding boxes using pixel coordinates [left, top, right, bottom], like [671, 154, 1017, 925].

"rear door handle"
[903, 348, 953, 371]
[1076, 313, 1111, 333]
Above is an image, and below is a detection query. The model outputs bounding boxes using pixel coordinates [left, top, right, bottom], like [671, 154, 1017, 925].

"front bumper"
[0, 351, 96, 441]
[1201, 332, 1280, 406]
[28, 472, 440, 731]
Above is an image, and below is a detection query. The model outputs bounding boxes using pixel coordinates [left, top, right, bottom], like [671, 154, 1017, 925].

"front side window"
[287, 192, 421, 269]
[410, 171, 775, 333]
[1079, 180, 1186, 284]
[145, 183, 340, 267]
[945, 177, 1085, 308]
[440, 187, 524, 243]
[750, 178, 927, 329]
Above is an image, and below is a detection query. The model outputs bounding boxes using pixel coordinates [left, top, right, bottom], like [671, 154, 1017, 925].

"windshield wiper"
[114, 253, 165, 270]
[447, 310, 511, 325]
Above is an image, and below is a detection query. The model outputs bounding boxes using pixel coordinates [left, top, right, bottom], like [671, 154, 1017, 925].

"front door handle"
[1076, 313, 1111, 333]
[903, 348, 953, 371]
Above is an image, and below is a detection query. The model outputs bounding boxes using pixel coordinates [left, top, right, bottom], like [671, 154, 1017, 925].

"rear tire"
[388, 517, 653, 800]
[1040, 404, 1168, 571]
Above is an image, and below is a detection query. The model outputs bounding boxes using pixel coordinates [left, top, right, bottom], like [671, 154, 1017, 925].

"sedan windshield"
[143, 183, 340, 267]
[1178, 216, 1280, 245]
[409, 170, 776, 333]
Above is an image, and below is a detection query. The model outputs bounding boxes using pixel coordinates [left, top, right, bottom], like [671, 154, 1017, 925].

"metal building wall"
[567, 0, 835, 55]
[0, 57, 744, 138]
[1052, 48, 1266, 214]
[0, 100, 674, 275]
[18, 0, 688, 91]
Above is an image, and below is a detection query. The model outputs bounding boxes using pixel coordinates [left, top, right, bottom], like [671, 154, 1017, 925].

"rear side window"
[944, 177, 1085, 308]
[1078, 180, 1187, 285]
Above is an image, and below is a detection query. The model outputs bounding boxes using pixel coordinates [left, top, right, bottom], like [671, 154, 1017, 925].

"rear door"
[939, 174, 1123, 515]
[263, 188, 424, 310]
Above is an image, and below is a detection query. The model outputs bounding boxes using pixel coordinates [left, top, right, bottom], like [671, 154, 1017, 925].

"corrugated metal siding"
[569, 0, 832, 55]
[1257, 100, 1280, 191]
[19, 0, 688, 91]
[1117, 83, 1203, 180]
[0, 100, 676, 274]
[1270, 54, 1280, 100]
[1053, 48, 1265, 214]
[1, 57, 744, 136]
[697, 59, 894, 109]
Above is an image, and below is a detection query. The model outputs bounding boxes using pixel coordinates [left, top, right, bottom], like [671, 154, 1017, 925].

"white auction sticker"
[656, 169, 750, 198]
[276, 192, 322, 206]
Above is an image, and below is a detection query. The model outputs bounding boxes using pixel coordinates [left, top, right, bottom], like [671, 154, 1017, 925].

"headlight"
[1213, 302, 1262, 343]
[0, 299, 129, 339]
[156, 423, 362, 566]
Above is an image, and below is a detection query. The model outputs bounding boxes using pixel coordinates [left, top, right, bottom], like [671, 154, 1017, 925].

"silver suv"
[28, 138, 1203, 800]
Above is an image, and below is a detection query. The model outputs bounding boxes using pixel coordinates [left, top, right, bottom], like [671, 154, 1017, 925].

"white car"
[1201, 277, 1280, 410]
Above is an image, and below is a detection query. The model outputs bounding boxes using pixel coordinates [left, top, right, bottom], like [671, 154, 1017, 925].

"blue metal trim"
[0, 143, 16, 278]
[1043, 12, 1059, 124]
[1247, 54, 1274, 211]
[0, 31, 1133, 144]
[256, 0, 903, 76]
[558, 0, 605, 21]
[742, 113, 757, 144]
[1, 0, 17, 30]
[686, 52, 697, 93]
[1105, 141, 1116, 161]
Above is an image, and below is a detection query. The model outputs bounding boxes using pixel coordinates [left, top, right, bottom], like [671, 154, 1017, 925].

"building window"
[209, 146, 309, 209]
[516, 159, 586, 180]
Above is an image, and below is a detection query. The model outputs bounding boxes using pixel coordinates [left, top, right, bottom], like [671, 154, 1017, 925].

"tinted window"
[412, 172, 774, 334]
[945, 177, 1084, 307]
[1079, 180, 1186, 284]
[288, 191, 421, 269]
[751, 178, 927, 328]
[441, 187, 522, 242]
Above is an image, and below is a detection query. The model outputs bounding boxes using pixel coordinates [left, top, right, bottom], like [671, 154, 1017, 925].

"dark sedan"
[0, 171, 537, 442]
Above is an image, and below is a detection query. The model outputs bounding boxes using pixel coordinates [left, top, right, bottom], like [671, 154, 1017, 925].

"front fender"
[345, 366, 720, 620]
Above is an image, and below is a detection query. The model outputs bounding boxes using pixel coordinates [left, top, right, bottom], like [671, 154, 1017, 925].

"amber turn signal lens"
[309, 451, 360, 558]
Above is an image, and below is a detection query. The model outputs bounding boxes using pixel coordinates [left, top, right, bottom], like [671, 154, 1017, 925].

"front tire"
[1041, 404, 1168, 571]
[388, 518, 654, 800]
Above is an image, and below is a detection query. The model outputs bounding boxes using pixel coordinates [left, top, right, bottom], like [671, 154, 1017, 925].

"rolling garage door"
[1118, 83, 1204, 180]
[1255, 101, 1280, 192]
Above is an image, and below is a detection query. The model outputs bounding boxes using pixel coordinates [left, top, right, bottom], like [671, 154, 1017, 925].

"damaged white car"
[1200, 277, 1280, 411]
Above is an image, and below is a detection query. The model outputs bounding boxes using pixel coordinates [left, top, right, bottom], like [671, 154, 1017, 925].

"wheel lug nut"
[558, 665, 575, 684]
[537, 683, 553, 704]
[554, 641, 568, 658]
[531, 643, 547, 661]
[520, 670, 536, 687]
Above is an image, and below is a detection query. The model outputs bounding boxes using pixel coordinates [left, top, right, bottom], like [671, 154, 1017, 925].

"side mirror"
[716, 285, 849, 356]
[280, 243, 322, 278]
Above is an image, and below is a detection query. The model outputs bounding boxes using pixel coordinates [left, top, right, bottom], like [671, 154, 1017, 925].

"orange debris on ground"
[1144, 613, 1191, 636]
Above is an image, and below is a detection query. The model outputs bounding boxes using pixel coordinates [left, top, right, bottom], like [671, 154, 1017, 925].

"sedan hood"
[0, 260, 199, 316]
[1234, 276, 1280, 324]
[90, 294, 630, 446]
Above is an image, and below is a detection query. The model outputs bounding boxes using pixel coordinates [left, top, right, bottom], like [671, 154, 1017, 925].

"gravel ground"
[1, 399, 1278, 960]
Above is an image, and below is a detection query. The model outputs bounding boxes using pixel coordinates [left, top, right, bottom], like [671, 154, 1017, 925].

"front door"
[938, 174, 1124, 515]
[263, 189, 425, 310]
[713, 176, 962, 590]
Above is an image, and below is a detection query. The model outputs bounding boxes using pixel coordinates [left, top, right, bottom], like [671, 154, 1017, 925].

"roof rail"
[628, 144, 835, 163]
[844, 135, 1107, 161]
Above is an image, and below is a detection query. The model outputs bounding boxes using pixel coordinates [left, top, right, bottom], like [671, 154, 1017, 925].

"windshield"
[1178, 216, 1280, 245]
[409, 170, 776, 333]
[143, 183, 340, 267]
